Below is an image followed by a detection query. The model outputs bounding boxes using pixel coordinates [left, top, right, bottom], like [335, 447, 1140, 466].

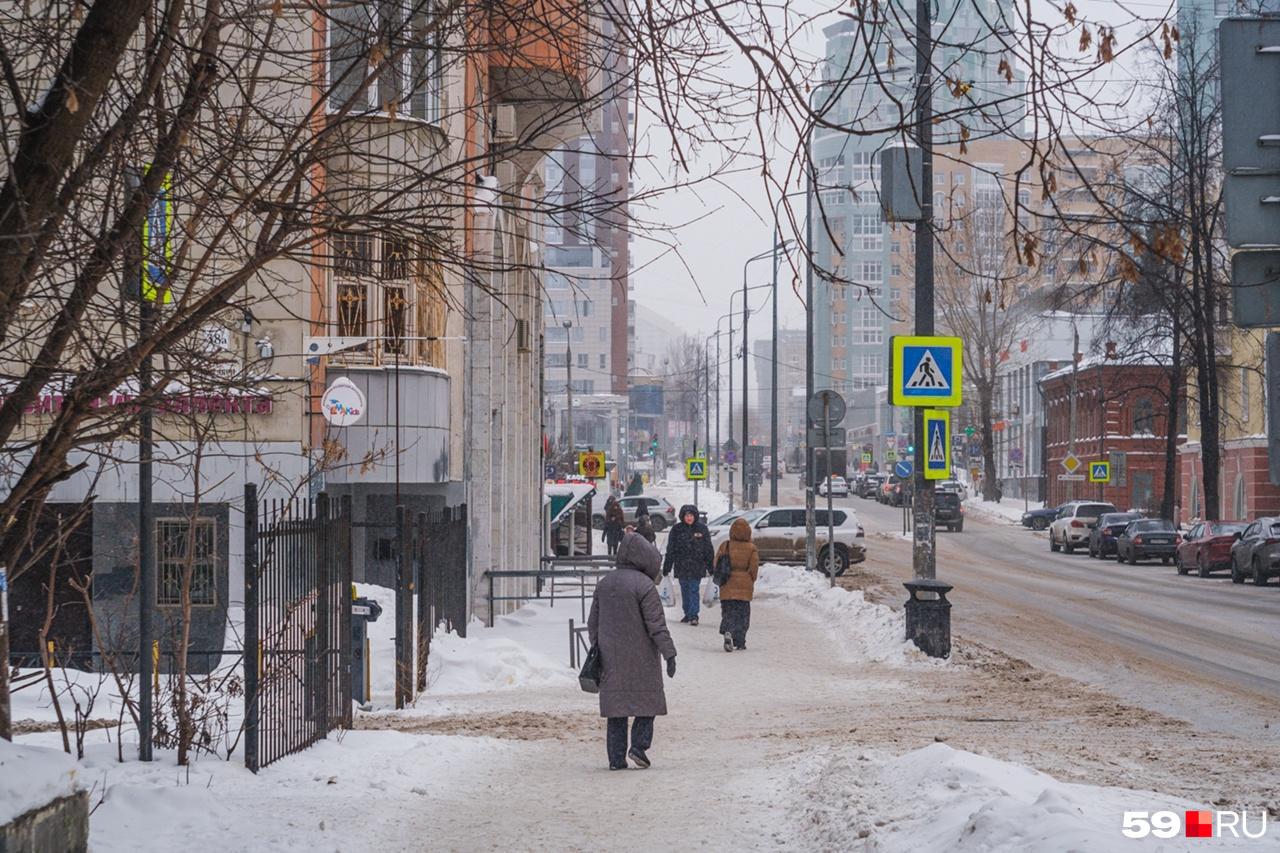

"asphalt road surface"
[841, 492, 1280, 743]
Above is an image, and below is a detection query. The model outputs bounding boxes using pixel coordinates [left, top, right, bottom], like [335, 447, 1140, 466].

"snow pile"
[965, 499, 1032, 525]
[794, 742, 1274, 851]
[754, 564, 925, 666]
[0, 739, 83, 824]
[425, 629, 575, 694]
[649, 483, 729, 520]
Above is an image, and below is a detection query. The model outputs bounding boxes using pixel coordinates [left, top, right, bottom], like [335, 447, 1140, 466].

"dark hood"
[615, 532, 662, 580]
[678, 504, 698, 523]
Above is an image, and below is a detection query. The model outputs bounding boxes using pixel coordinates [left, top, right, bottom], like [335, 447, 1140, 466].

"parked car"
[1229, 517, 1280, 585]
[890, 477, 914, 507]
[878, 476, 898, 504]
[938, 480, 969, 501]
[1175, 521, 1247, 577]
[817, 475, 850, 497]
[1023, 501, 1082, 531]
[936, 490, 964, 532]
[1049, 502, 1117, 553]
[1115, 518, 1180, 564]
[709, 506, 865, 575]
[1087, 512, 1143, 559]
[858, 473, 886, 499]
[592, 494, 676, 531]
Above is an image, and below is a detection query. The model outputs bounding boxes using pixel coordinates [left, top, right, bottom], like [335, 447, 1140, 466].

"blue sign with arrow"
[895, 460, 913, 479]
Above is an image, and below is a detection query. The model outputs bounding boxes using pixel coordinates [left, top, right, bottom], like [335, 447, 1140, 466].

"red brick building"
[1040, 360, 1182, 513]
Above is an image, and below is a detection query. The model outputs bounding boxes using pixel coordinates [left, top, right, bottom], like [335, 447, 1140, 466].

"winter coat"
[715, 518, 760, 602]
[662, 504, 714, 580]
[635, 514, 657, 544]
[625, 473, 644, 496]
[603, 500, 625, 546]
[588, 533, 677, 718]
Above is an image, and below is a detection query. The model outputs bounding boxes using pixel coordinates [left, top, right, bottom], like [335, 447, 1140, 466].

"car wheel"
[1063, 540, 1074, 554]
[955, 521, 964, 533]
[819, 546, 849, 577]
[1032, 517, 1049, 531]
[1162, 556, 1171, 566]
[650, 517, 667, 532]
[1176, 554, 1187, 575]
[1231, 559, 1244, 584]
[1254, 558, 1269, 586]
[1198, 554, 1210, 579]
[1050, 533, 1060, 552]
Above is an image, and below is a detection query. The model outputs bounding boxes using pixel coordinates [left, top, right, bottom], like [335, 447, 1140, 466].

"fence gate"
[243, 484, 352, 772]
[392, 504, 468, 707]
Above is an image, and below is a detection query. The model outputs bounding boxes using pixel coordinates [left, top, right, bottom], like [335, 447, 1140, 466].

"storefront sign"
[321, 377, 365, 427]
[6, 392, 273, 417]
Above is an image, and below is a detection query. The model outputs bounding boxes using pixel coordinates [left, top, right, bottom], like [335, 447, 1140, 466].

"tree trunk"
[1160, 317, 1181, 522]
[978, 380, 999, 501]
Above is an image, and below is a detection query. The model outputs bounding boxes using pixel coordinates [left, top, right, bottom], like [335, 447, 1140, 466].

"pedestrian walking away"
[602, 496, 625, 556]
[587, 532, 678, 770]
[625, 472, 644, 496]
[715, 517, 760, 651]
[662, 503, 714, 626]
[635, 512, 656, 544]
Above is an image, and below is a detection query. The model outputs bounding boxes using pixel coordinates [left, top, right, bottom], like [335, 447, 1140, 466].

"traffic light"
[907, 444, 915, 454]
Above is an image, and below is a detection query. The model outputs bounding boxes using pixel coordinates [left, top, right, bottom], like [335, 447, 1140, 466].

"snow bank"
[425, 630, 575, 694]
[649, 483, 729, 520]
[0, 739, 83, 824]
[754, 564, 927, 666]
[794, 742, 1274, 851]
[965, 499, 1033, 525]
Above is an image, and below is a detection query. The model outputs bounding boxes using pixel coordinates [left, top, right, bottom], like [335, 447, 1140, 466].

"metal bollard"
[903, 579, 953, 659]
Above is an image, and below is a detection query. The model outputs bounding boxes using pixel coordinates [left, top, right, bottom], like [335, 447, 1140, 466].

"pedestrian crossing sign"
[686, 457, 708, 481]
[891, 335, 963, 407]
[1088, 461, 1111, 483]
[923, 409, 951, 480]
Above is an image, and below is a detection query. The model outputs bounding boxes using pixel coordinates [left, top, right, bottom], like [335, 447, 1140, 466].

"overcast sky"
[625, 0, 1174, 391]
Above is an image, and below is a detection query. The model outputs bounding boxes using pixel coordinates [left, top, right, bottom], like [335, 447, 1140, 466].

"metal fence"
[410, 504, 468, 699]
[243, 484, 352, 773]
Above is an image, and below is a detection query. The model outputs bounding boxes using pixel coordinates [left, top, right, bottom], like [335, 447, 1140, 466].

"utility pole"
[741, 267, 749, 510]
[715, 328, 722, 492]
[564, 319, 574, 472]
[910, 0, 937, 582]
[771, 226, 780, 505]
[804, 137, 817, 574]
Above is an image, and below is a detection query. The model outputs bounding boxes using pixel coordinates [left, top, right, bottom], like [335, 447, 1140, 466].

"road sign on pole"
[923, 409, 950, 480]
[578, 451, 606, 479]
[807, 390, 846, 426]
[686, 457, 708, 480]
[1061, 451, 1082, 475]
[1088, 461, 1111, 483]
[890, 335, 963, 407]
[895, 459, 913, 479]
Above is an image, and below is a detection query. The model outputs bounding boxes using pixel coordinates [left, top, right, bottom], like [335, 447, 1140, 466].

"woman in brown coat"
[715, 517, 760, 652]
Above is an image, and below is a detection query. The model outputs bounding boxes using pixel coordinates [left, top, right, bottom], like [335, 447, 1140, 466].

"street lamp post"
[741, 246, 790, 509]
[564, 320, 573, 472]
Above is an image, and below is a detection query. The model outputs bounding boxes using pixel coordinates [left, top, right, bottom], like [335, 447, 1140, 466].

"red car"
[1176, 520, 1248, 577]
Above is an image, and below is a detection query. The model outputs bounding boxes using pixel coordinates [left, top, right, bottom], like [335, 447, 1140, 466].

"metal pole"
[910, 0, 937, 582]
[715, 330, 722, 492]
[771, 225, 780, 505]
[741, 264, 749, 509]
[729, 319, 735, 511]
[805, 138, 816, 573]
[825, 398, 835, 587]
[130, 166, 155, 763]
[565, 320, 573, 473]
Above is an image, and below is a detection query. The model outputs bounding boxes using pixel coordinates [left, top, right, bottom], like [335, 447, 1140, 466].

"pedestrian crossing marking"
[928, 425, 946, 464]
[686, 457, 708, 480]
[1088, 461, 1110, 483]
[906, 350, 950, 390]
[922, 409, 951, 480]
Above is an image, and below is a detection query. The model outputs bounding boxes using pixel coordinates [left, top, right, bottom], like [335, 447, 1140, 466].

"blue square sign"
[891, 336, 963, 407]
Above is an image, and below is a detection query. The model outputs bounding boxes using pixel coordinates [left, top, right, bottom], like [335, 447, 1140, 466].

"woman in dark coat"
[662, 504, 713, 625]
[588, 533, 678, 770]
[602, 497, 625, 555]
[625, 473, 644, 496]
[715, 517, 760, 651]
[634, 512, 656, 544]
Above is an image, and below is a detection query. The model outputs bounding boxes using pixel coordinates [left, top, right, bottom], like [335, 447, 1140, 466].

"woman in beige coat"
[715, 517, 760, 652]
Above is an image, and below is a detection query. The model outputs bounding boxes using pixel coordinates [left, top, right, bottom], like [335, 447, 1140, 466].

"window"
[892, 263, 902, 277]
[852, 213, 882, 250]
[328, 0, 440, 120]
[546, 352, 567, 368]
[599, 353, 607, 369]
[860, 327, 883, 343]
[382, 284, 408, 353]
[850, 151, 877, 182]
[1134, 397, 1155, 434]
[857, 259, 883, 283]
[954, 173, 965, 185]
[820, 189, 847, 208]
[577, 353, 588, 368]
[156, 518, 217, 606]
[891, 288, 901, 302]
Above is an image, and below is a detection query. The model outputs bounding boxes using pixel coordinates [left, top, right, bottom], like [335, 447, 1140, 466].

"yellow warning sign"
[578, 451, 606, 479]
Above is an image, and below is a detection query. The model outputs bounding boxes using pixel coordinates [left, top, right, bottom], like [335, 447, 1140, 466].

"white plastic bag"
[658, 575, 676, 607]
[701, 576, 719, 608]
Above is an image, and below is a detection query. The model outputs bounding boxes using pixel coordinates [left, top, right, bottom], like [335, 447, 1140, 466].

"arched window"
[1234, 475, 1248, 521]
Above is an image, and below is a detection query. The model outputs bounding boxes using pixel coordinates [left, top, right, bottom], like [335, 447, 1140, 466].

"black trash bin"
[903, 579, 952, 659]
[352, 595, 383, 706]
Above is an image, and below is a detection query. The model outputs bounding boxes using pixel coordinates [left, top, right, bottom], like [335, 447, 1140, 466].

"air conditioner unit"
[516, 318, 532, 353]
[494, 105, 517, 140]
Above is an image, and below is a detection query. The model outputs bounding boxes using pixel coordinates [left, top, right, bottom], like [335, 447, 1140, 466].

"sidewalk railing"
[486, 555, 615, 624]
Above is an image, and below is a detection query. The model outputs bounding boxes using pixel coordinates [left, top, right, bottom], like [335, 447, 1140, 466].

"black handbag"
[579, 644, 603, 693]
[713, 552, 732, 586]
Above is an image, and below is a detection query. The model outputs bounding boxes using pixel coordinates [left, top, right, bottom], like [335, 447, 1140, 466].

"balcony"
[488, 0, 590, 103]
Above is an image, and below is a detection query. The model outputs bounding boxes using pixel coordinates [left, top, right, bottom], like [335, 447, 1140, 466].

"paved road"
[843, 493, 1280, 741]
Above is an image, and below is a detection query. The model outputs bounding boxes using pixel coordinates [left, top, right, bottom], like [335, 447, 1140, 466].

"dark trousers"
[679, 577, 701, 619]
[720, 600, 751, 648]
[607, 716, 654, 768]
